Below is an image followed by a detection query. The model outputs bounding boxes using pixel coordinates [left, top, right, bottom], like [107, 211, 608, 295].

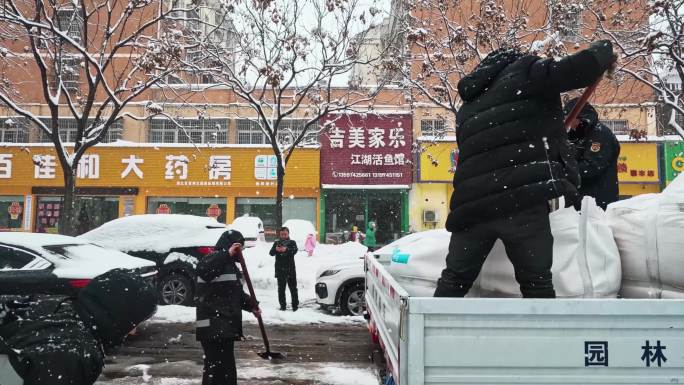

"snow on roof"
[80, 214, 228, 253]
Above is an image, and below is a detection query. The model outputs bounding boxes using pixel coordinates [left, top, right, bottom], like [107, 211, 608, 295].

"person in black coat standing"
[270, 227, 299, 311]
[195, 230, 260, 385]
[564, 98, 621, 210]
[0, 269, 157, 385]
[434, 40, 617, 298]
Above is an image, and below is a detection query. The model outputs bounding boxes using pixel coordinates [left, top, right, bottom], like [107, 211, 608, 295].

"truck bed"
[365, 255, 684, 385]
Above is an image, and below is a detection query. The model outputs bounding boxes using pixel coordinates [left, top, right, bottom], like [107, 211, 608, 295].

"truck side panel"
[409, 298, 684, 384]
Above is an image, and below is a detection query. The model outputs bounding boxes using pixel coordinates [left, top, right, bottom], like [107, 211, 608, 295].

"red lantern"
[156, 204, 171, 215]
[206, 204, 222, 219]
[8, 202, 22, 220]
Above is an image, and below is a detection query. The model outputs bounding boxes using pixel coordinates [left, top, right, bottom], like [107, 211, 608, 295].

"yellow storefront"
[617, 142, 661, 197]
[0, 144, 320, 235]
[409, 141, 457, 232]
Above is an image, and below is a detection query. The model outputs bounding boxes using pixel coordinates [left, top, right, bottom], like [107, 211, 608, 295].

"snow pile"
[80, 214, 228, 253]
[282, 219, 317, 246]
[150, 241, 368, 325]
[607, 173, 684, 298]
[239, 363, 377, 385]
[229, 215, 264, 240]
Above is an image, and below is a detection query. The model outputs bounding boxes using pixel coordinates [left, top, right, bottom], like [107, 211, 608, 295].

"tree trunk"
[59, 169, 78, 236]
[275, 152, 285, 230]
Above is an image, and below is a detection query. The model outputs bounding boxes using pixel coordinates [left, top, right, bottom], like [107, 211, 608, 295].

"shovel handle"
[564, 78, 601, 131]
[236, 249, 271, 353]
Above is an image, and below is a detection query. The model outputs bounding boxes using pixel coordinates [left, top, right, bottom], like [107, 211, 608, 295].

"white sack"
[383, 197, 621, 298]
[608, 173, 684, 298]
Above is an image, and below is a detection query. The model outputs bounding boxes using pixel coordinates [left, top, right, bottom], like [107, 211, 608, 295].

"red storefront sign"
[206, 204, 222, 218]
[321, 114, 413, 186]
[156, 203, 171, 214]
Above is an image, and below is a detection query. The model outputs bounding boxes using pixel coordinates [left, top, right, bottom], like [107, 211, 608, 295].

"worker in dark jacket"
[195, 230, 260, 385]
[0, 270, 157, 385]
[434, 40, 617, 298]
[269, 227, 299, 311]
[564, 98, 621, 210]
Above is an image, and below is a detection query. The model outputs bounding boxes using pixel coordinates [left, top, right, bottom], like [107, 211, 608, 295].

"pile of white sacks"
[380, 173, 684, 299]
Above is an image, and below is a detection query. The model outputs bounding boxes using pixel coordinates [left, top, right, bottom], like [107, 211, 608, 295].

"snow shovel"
[236, 248, 286, 361]
[564, 78, 601, 131]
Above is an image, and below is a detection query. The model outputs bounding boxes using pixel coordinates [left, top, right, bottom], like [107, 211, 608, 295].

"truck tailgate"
[366, 255, 684, 384]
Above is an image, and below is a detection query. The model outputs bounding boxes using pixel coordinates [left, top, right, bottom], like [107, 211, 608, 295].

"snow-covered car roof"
[0, 232, 155, 278]
[80, 214, 228, 253]
[229, 215, 264, 239]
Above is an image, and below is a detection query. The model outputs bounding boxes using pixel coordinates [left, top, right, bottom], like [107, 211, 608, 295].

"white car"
[230, 215, 266, 247]
[0, 232, 156, 297]
[282, 219, 317, 249]
[315, 256, 366, 316]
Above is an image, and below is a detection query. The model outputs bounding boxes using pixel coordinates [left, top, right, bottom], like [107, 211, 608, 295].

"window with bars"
[557, 11, 582, 43]
[0, 118, 29, 143]
[420, 119, 447, 137]
[55, 8, 82, 42]
[277, 119, 319, 146]
[39, 118, 123, 143]
[236, 119, 319, 146]
[237, 119, 268, 144]
[149, 118, 229, 143]
[59, 56, 80, 91]
[603, 120, 630, 135]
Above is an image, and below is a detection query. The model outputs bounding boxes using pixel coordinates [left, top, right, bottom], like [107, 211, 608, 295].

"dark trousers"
[277, 272, 299, 309]
[201, 339, 236, 385]
[434, 204, 556, 298]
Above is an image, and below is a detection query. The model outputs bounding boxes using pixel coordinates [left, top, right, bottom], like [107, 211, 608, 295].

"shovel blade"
[257, 351, 286, 360]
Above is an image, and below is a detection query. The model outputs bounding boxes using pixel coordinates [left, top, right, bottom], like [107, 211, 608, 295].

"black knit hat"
[215, 230, 245, 251]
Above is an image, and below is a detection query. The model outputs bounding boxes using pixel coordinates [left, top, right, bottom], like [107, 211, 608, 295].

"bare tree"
[400, 0, 671, 140]
[578, 0, 684, 139]
[0, 0, 205, 234]
[193, 0, 398, 229]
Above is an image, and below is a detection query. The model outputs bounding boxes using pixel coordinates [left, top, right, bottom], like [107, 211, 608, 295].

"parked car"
[81, 214, 228, 306]
[283, 219, 317, 249]
[230, 215, 266, 247]
[0, 232, 156, 298]
[315, 256, 366, 316]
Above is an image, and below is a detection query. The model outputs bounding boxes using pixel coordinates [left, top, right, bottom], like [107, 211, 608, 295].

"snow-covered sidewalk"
[150, 241, 368, 325]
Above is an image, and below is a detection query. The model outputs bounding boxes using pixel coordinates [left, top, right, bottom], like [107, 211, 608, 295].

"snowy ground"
[150, 241, 368, 325]
[95, 241, 377, 384]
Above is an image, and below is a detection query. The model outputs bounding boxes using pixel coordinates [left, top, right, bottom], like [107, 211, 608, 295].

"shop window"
[556, 10, 582, 43]
[39, 118, 122, 143]
[149, 118, 229, 144]
[0, 118, 29, 143]
[0, 196, 25, 231]
[148, 197, 227, 224]
[235, 197, 317, 239]
[35, 196, 119, 234]
[324, 190, 403, 246]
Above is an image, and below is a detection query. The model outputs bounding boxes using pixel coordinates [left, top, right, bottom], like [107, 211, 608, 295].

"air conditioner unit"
[423, 209, 438, 223]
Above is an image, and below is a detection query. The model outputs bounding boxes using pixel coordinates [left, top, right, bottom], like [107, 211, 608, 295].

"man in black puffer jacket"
[0, 270, 157, 385]
[564, 98, 620, 210]
[434, 40, 616, 298]
[269, 227, 299, 311]
[195, 230, 260, 385]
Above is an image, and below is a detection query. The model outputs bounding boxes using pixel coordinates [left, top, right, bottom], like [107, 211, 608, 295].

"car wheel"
[340, 282, 365, 316]
[159, 274, 194, 306]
